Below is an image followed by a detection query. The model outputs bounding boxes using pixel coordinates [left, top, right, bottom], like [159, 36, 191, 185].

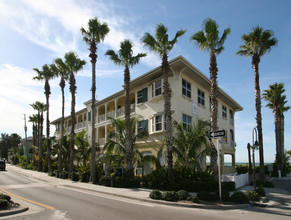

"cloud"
[0, 0, 160, 72]
[0, 64, 71, 137]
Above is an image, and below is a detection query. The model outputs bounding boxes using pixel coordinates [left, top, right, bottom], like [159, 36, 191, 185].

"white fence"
[222, 173, 249, 189]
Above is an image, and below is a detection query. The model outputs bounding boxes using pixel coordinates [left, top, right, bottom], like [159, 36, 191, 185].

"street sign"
[210, 130, 225, 138]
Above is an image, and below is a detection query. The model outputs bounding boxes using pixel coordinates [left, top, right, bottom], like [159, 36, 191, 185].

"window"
[88, 111, 91, 122]
[155, 115, 162, 131]
[151, 115, 164, 132]
[182, 114, 192, 130]
[222, 105, 227, 118]
[182, 79, 191, 98]
[198, 89, 205, 106]
[137, 88, 148, 104]
[138, 120, 148, 133]
[152, 79, 162, 97]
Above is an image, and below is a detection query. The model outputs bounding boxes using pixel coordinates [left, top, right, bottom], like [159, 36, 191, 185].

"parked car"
[0, 159, 6, 171]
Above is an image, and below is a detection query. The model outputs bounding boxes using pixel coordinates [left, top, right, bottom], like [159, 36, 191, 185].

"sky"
[0, 0, 290, 163]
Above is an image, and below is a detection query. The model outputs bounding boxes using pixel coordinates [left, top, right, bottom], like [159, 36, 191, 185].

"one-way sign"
[210, 130, 225, 138]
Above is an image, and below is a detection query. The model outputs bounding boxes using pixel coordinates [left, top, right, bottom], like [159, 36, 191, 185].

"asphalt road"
[0, 169, 290, 220]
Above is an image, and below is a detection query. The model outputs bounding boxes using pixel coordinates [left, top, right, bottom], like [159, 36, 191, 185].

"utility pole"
[24, 114, 28, 164]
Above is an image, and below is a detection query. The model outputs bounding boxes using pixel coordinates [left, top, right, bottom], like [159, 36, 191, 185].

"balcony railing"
[98, 137, 105, 146]
[107, 110, 115, 119]
[98, 114, 105, 123]
[116, 107, 124, 117]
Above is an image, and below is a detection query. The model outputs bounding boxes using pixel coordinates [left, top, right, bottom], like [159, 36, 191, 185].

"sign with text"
[210, 130, 225, 138]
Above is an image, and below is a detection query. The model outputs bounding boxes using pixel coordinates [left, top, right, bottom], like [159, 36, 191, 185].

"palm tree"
[172, 120, 211, 171]
[263, 83, 289, 170]
[30, 101, 47, 171]
[190, 18, 230, 176]
[104, 118, 158, 172]
[29, 114, 39, 147]
[9, 133, 21, 164]
[33, 64, 55, 175]
[52, 58, 70, 178]
[64, 52, 86, 178]
[75, 130, 91, 166]
[279, 96, 290, 159]
[81, 17, 110, 183]
[236, 26, 278, 180]
[105, 40, 146, 178]
[142, 23, 186, 179]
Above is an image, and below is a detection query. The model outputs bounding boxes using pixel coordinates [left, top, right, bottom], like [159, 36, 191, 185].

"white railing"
[130, 103, 135, 113]
[116, 107, 124, 117]
[98, 137, 105, 146]
[222, 173, 249, 189]
[107, 110, 115, 119]
[230, 140, 234, 148]
[98, 114, 105, 123]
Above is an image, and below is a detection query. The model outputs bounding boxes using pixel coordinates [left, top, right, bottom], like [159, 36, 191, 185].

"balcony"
[98, 114, 105, 123]
[107, 110, 115, 119]
[98, 137, 105, 146]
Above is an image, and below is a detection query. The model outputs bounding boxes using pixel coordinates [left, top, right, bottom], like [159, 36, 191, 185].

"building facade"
[51, 56, 243, 174]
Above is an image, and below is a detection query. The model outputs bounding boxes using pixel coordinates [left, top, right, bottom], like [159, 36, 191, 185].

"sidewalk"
[1, 164, 291, 217]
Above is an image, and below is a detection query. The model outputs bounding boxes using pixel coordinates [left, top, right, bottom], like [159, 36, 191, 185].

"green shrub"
[99, 176, 111, 186]
[149, 190, 162, 200]
[256, 186, 266, 197]
[215, 190, 230, 201]
[222, 182, 235, 191]
[145, 167, 170, 190]
[0, 193, 11, 202]
[189, 195, 199, 203]
[177, 190, 189, 201]
[236, 165, 249, 174]
[162, 191, 179, 202]
[197, 191, 218, 201]
[263, 181, 274, 188]
[0, 199, 9, 209]
[246, 190, 260, 202]
[230, 192, 249, 204]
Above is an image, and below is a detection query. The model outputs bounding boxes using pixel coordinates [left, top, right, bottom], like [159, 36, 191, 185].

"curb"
[63, 185, 250, 210]
[0, 207, 29, 217]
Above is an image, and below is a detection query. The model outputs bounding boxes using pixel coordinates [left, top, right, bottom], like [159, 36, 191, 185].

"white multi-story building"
[51, 56, 243, 174]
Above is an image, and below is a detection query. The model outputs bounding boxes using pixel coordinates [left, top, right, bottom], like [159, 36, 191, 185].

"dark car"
[0, 159, 6, 171]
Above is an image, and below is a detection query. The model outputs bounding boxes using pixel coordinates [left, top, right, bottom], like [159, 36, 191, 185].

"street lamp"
[252, 127, 259, 191]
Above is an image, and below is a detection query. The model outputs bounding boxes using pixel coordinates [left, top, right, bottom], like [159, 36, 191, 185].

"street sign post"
[210, 130, 225, 201]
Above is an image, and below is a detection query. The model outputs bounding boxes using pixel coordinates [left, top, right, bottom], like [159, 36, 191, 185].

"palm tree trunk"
[69, 72, 76, 178]
[58, 79, 65, 178]
[274, 108, 282, 170]
[162, 53, 174, 179]
[39, 112, 43, 172]
[209, 51, 218, 177]
[45, 80, 52, 175]
[124, 64, 134, 178]
[281, 113, 285, 161]
[252, 56, 265, 181]
[90, 41, 97, 184]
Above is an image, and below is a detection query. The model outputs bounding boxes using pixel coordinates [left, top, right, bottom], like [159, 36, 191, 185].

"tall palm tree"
[142, 23, 186, 178]
[81, 17, 110, 183]
[52, 58, 70, 178]
[33, 64, 55, 175]
[106, 40, 146, 178]
[190, 18, 230, 176]
[172, 120, 211, 171]
[263, 83, 289, 170]
[279, 96, 290, 159]
[236, 26, 278, 180]
[9, 133, 21, 164]
[64, 52, 86, 178]
[30, 101, 47, 171]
